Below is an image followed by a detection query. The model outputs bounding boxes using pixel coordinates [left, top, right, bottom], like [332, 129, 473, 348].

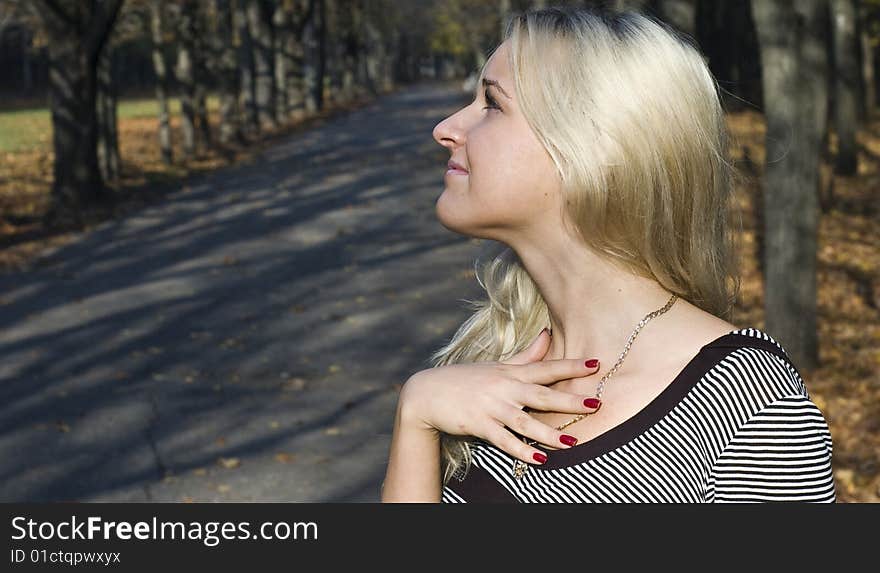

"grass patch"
[0, 96, 221, 152]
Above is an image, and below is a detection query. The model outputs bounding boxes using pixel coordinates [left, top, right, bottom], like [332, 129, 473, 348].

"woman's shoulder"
[695, 326, 815, 417]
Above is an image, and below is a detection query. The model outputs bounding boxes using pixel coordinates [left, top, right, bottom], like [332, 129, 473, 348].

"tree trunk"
[248, 0, 276, 129]
[341, 0, 360, 103]
[33, 0, 124, 225]
[862, 15, 876, 117]
[751, 0, 828, 370]
[830, 0, 859, 175]
[302, 0, 319, 114]
[611, 0, 649, 12]
[96, 45, 120, 183]
[194, 81, 212, 149]
[21, 26, 33, 94]
[656, 0, 696, 39]
[282, 0, 316, 120]
[176, 0, 197, 159]
[382, 12, 397, 91]
[273, 1, 291, 120]
[235, 0, 259, 136]
[150, 0, 173, 164]
[499, 0, 511, 40]
[47, 33, 103, 209]
[361, 0, 383, 97]
[215, 0, 243, 145]
[285, 0, 308, 119]
[324, 0, 344, 105]
[192, 3, 212, 150]
[315, 0, 326, 110]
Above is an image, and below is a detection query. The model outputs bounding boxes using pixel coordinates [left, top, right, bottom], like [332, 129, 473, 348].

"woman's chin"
[436, 195, 477, 236]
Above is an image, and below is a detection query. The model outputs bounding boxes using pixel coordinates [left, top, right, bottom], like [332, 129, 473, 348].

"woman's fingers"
[499, 404, 592, 452]
[486, 421, 553, 466]
[514, 357, 601, 386]
[521, 384, 603, 415]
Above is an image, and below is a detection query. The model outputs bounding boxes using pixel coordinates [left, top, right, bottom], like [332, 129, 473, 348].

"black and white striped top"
[441, 328, 836, 503]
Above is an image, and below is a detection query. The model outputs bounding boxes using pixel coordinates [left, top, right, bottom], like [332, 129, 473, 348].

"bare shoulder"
[657, 297, 740, 361]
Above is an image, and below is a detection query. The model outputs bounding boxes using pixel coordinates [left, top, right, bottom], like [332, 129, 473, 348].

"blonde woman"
[381, 6, 835, 503]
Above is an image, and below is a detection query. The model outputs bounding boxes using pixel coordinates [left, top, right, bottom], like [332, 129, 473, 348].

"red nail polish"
[584, 398, 601, 409]
[533, 452, 547, 463]
[585, 358, 599, 368]
[560, 434, 577, 446]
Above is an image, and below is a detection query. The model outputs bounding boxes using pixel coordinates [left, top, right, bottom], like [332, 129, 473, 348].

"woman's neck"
[510, 235, 688, 378]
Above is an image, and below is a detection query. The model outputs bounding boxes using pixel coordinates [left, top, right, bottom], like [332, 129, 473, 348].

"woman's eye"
[482, 89, 500, 111]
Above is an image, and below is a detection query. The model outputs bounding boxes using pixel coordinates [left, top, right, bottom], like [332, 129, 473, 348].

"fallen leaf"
[217, 457, 240, 469]
[282, 377, 306, 391]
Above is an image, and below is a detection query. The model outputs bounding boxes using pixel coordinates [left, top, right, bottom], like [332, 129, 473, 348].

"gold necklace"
[512, 293, 678, 479]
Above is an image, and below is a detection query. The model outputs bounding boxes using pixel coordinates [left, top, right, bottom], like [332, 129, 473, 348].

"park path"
[0, 81, 489, 502]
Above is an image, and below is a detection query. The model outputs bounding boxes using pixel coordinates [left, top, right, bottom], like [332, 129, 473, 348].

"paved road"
[0, 81, 491, 502]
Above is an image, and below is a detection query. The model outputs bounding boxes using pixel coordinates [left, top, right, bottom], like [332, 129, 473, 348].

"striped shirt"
[441, 328, 836, 503]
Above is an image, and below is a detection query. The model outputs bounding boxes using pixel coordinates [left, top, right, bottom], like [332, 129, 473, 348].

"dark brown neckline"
[502, 329, 762, 470]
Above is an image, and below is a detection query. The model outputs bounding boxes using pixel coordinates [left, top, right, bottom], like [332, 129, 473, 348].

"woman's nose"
[433, 114, 464, 150]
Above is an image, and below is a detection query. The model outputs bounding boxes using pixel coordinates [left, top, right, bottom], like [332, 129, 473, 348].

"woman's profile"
[380, 5, 835, 503]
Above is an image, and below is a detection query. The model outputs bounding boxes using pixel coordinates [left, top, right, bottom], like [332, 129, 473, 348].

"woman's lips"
[445, 167, 469, 176]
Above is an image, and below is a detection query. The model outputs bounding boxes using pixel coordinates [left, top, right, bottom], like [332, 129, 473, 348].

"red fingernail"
[584, 398, 601, 409]
[560, 434, 577, 446]
[585, 358, 599, 368]
[533, 452, 547, 463]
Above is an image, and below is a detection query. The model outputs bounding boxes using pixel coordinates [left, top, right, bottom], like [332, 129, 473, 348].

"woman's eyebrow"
[482, 78, 511, 100]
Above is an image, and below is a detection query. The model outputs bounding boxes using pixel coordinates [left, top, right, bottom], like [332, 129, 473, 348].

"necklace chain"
[512, 292, 678, 479]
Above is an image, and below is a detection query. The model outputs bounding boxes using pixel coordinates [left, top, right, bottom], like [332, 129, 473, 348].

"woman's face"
[432, 40, 561, 244]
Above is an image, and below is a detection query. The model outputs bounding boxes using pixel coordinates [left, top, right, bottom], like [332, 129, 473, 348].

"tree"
[299, 0, 319, 113]
[751, 0, 829, 369]
[269, 0, 316, 120]
[499, 0, 511, 39]
[96, 41, 120, 182]
[609, 0, 649, 12]
[831, 0, 861, 175]
[149, 0, 173, 163]
[656, 0, 696, 39]
[315, 0, 326, 110]
[212, 0, 244, 145]
[31, 0, 125, 224]
[175, 0, 196, 158]
[235, 0, 259, 136]
[248, 0, 276, 129]
[862, 0, 878, 117]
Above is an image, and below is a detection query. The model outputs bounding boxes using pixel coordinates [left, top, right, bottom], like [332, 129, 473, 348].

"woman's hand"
[399, 328, 601, 466]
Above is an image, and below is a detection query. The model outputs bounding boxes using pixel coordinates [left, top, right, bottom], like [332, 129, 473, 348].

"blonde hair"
[429, 5, 744, 486]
